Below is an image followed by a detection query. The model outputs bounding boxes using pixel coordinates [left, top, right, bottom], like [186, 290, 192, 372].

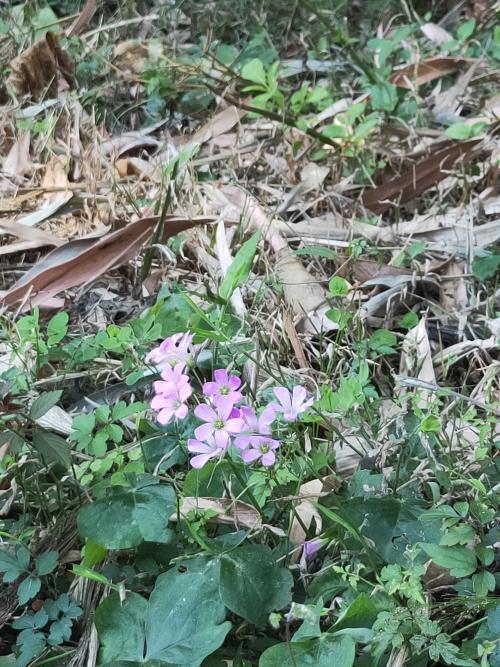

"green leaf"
[330, 592, 385, 631]
[0, 545, 30, 582]
[418, 543, 477, 578]
[96, 559, 231, 665]
[35, 551, 58, 576]
[472, 254, 500, 280]
[370, 82, 398, 112]
[17, 576, 41, 605]
[47, 312, 68, 346]
[487, 604, 500, 634]
[328, 276, 349, 297]
[30, 391, 62, 420]
[457, 18, 475, 41]
[77, 476, 176, 549]
[472, 571, 496, 597]
[241, 58, 267, 87]
[15, 629, 46, 667]
[259, 634, 355, 666]
[219, 544, 293, 626]
[219, 231, 260, 301]
[31, 429, 70, 468]
[420, 415, 442, 433]
[294, 246, 338, 260]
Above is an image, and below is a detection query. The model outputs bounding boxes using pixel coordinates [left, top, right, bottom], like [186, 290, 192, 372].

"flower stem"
[226, 455, 264, 518]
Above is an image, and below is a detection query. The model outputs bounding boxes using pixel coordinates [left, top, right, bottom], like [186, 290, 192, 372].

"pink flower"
[151, 383, 192, 425]
[187, 435, 227, 469]
[153, 362, 190, 396]
[270, 386, 314, 421]
[240, 435, 281, 467]
[146, 333, 193, 370]
[235, 405, 277, 449]
[302, 538, 326, 560]
[203, 369, 243, 403]
[194, 396, 244, 448]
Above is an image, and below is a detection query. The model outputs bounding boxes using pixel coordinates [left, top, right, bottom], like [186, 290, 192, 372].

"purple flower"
[270, 386, 314, 421]
[235, 405, 277, 449]
[240, 435, 281, 467]
[203, 369, 243, 403]
[153, 362, 190, 396]
[151, 382, 192, 425]
[194, 396, 244, 448]
[187, 435, 227, 469]
[302, 538, 325, 560]
[146, 332, 193, 370]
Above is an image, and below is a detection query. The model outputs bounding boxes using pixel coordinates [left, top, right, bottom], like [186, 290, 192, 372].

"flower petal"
[214, 369, 229, 384]
[261, 451, 276, 467]
[292, 385, 307, 411]
[225, 418, 244, 434]
[202, 381, 218, 396]
[194, 403, 216, 422]
[175, 403, 188, 419]
[190, 453, 214, 469]
[273, 387, 292, 413]
[194, 423, 214, 442]
[242, 448, 262, 463]
[213, 429, 230, 448]
[187, 439, 213, 454]
[214, 395, 235, 420]
[157, 408, 174, 425]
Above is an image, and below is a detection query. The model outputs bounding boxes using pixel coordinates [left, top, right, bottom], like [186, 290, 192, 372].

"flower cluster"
[148, 333, 314, 470]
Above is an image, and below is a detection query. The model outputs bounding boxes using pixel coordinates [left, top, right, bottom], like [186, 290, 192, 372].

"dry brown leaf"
[41, 156, 72, 206]
[289, 480, 323, 563]
[362, 138, 482, 214]
[8, 32, 74, 100]
[219, 186, 332, 333]
[173, 497, 262, 530]
[66, 0, 97, 37]
[0, 218, 63, 247]
[391, 56, 478, 89]
[0, 215, 213, 310]
[345, 259, 412, 284]
[400, 317, 436, 408]
[420, 23, 454, 44]
[191, 106, 244, 146]
[2, 133, 32, 181]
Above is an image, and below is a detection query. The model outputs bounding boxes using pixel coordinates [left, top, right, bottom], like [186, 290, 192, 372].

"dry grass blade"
[2, 133, 32, 181]
[66, 0, 98, 38]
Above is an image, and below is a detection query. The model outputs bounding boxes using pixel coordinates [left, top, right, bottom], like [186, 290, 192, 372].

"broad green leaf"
[472, 254, 500, 280]
[35, 550, 58, 576]
[31, 429, 70, 468]
[329, 276, 349, 297]
[96, 559, 231, 666]
[294, 246, 338, 260]
[370, 82, 398, 112]
[420, 415, 441, 433]
[445, 122, 473, 140]
[30, 390, 62, 420]
[472, 571, 495, 597]
[72, 565, 112, 586]
[96, 592, 148, 664]
[418, 543, 477, 578]
[241, 58, 267, 87]
[17, 576, 41, 605]
[82, 540, 108, 568]
[219, 231, 260, 301]
[330, 592, 387, 631]
[77, 476, 176, 549]
[259, 634, 355, 666]
[0, 545, 30, 582]
[47, 311, 68, 346]
[487, 604, 500, 634]
[219, 544, 293, 626]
